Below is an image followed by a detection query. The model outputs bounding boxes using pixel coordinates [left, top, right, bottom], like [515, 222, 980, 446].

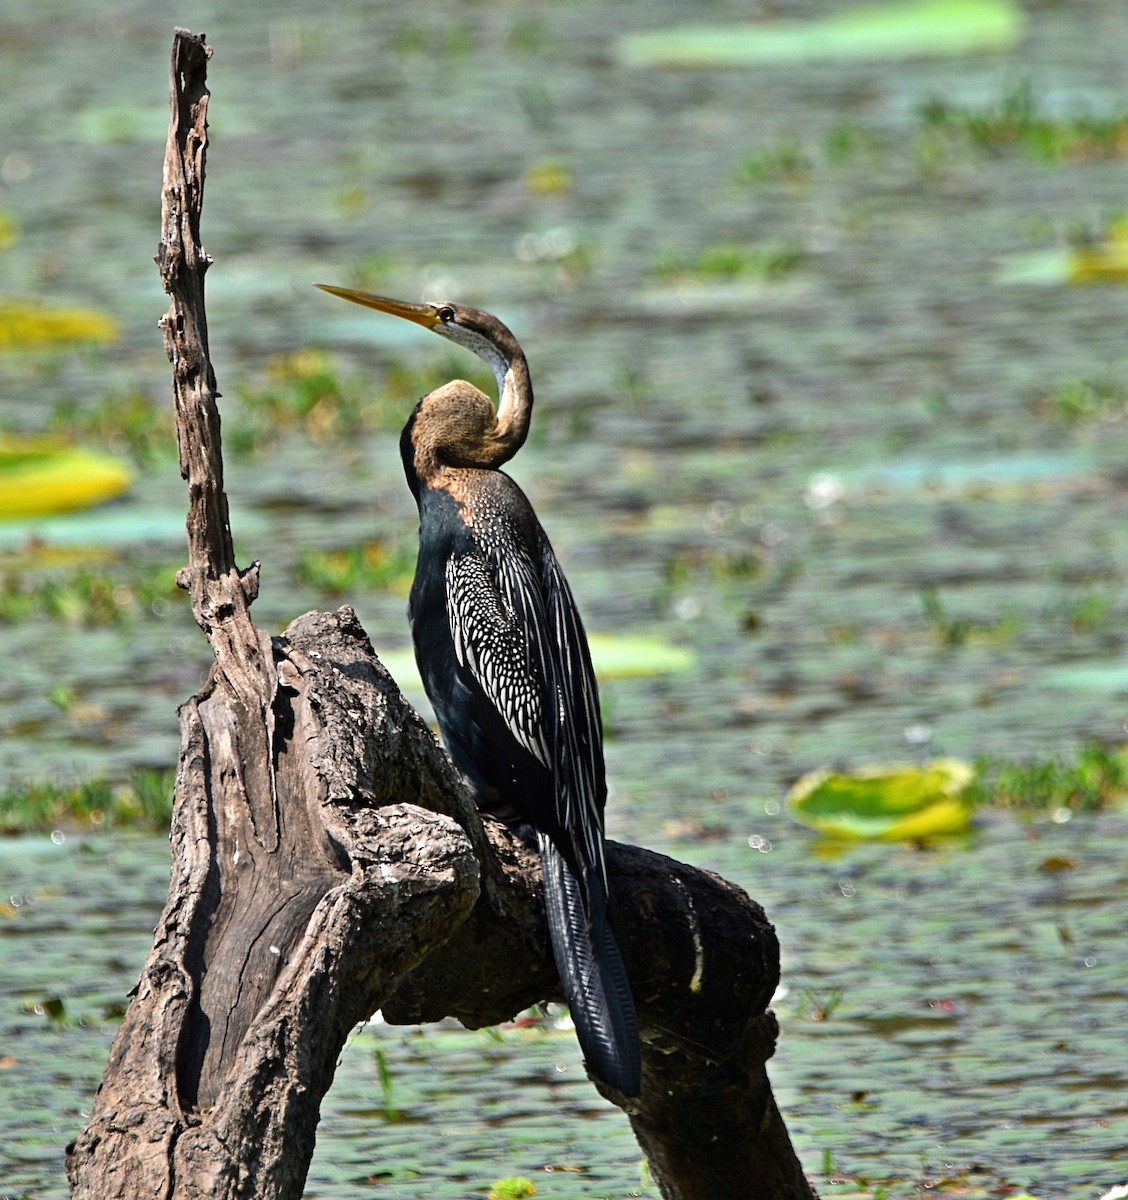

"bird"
[316, 284, 641, 1097]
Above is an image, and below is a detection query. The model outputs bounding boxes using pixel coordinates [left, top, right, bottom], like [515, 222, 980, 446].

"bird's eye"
[436, 305, 455, 323]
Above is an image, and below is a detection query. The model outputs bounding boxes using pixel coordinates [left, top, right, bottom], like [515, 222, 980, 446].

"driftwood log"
[65, 29, 817, 1200]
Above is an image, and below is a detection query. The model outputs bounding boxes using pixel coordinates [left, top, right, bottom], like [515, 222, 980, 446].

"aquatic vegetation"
[506, 15, 548, 57]
[394, 18, 477, 60]
[663, 544, 765, 586]
[0, 437, 131, 517]
[788, 759, 976, 840]
[1060, 591, 1117, 634]
[49, 389, 174, 464]
[0, 558, 182, 626]
[968, 742, 1128, 813]
[619, 0, 1025, 68]
[230, 349, 386, 449]
[339, 250, 398, 290]
[1038, 377, 1128, 426]
[919, 585, 1024, 647]
[823, 121, 890, 167]
[796, 987, 846, 1022]
[733, 137, 812, 186]
[653, 241, 804, 283]
[916, 82, 1128, 165]
[0, 768, 174, 833]
[733, 125, 891, 192]
[297, 540, 416, 596]
[229, 345, 498, 455]
[372, 1045, 399, 1122]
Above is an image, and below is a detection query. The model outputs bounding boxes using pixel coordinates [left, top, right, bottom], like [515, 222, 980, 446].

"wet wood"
[65, 27, 816, 1200]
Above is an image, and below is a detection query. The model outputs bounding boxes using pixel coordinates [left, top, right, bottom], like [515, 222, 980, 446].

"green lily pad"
[586, 633, 694, 678]
[0, 506, 189, 549]
[0, 437, 132, 518]
[1042, 664, 1128, 694]
[379, 633, 693, 695]
[788, 758, 975, 840]
[995, 248, 1076, 286]
[619, 0, 1024, 68]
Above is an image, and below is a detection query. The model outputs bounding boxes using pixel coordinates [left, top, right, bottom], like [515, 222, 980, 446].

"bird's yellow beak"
[315, 284, 443, 330]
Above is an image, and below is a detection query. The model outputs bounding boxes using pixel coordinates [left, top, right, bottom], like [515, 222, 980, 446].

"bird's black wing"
[443, 519, 640, 1096]
[444, 524, 606, 875]
[539, 540, 608, 882]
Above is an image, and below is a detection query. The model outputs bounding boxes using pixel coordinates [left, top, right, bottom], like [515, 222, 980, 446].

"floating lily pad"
[788, 758, 975, 840]
[835, 450, 1097, 496]
[619, 0, 1024, 68]
[995, 248, 1077, 287]
[0, 437, 132, 518]
[1068, 232, 1128, 283]
[586, 633, 695, 678]
[1042, 664, 1128, 694]
[0, 300, 118, 349]
[0, 506, 189, 550]
[997, 225, 1128, 286]
[379, 633, 693, 695]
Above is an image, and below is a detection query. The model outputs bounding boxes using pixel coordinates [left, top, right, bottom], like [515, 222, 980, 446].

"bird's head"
[315, 285, 521, 390]
[316, 284, 532, 474]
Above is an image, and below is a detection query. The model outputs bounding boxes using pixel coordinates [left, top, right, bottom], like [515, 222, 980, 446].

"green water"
[3, 814, 1126, 1198]
[2, 0, 1128, 1194]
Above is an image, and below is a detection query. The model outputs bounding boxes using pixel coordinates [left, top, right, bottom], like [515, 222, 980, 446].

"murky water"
[3, 813, 1126, 1198]
[2, 0, 1128, 1195]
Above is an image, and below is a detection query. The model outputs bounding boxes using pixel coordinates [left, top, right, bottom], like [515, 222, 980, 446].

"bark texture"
[65, 28, 816, 1200]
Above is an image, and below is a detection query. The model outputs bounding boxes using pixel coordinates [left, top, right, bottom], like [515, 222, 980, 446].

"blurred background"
[1, 1, 1127, 1197]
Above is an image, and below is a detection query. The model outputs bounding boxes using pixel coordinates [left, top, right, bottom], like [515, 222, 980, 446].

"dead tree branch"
[65, 28, 816, 1200]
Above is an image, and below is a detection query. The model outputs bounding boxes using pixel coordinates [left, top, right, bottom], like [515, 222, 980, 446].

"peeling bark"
[65, 28, 817, 1200]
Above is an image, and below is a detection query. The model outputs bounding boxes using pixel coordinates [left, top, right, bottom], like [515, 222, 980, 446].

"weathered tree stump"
[65, 28, 817, 1200]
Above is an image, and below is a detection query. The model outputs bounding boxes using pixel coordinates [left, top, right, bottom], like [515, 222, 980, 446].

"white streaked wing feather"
[445, 551, 551, 767]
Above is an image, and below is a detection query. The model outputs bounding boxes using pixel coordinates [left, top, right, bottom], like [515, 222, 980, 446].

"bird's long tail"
[538, 833, 641, 1096]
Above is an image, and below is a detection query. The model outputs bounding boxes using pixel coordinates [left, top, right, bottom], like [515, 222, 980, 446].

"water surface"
[2, 0, 1128, 1194]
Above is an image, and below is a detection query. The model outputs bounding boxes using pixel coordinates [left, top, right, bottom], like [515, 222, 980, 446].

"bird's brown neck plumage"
[402, 342, 532, 494]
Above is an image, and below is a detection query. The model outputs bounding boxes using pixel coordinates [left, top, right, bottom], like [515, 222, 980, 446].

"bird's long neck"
[492, 350, 532, 459]
[401, 316, 534, 496]
[457, 322, 532, 465]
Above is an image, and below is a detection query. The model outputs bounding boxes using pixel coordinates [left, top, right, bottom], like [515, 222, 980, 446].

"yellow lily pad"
[0, 437, 132, 517]
[1068, 225, 1128, 283]
[0, 300, 119, 349]
[788, 758, 975, 840]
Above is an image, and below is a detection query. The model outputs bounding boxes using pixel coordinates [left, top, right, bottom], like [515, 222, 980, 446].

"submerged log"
[65, 27, 816, 1200]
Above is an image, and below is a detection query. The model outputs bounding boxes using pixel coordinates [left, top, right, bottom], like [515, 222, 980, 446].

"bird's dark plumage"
[315, 285, 639, 1094]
